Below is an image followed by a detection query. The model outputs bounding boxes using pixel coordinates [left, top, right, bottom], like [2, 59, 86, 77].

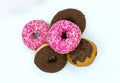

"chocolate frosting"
[34, 45, 67, 73]
[51, 9, 86, 33]
[69, 39, 93, 63]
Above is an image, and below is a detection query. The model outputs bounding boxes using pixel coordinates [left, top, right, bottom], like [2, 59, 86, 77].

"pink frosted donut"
[47, 20, 81, 54]
[22, 20, 49, 51]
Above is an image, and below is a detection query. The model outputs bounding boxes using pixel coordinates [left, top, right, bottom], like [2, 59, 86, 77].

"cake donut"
[22, 20, 49, 51]
[66, 38, 97, 66]
[51, 8, 86, 33]
[34, 44, 67, 73]
[47, 20, 81, 54]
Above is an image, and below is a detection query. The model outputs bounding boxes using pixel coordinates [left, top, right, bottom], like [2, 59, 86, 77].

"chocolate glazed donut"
[34, 44, 67, 73]
[51, 8, 86, 33]
[66, 38, 97, 66]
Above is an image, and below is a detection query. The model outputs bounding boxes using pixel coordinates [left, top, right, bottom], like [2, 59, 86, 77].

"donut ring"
[34, 44, 67, 73]
[66, 38, 97, 66]
[51, 8, 86, 33]
[22, 20, 49, 51]
[47, 20, 81, 54]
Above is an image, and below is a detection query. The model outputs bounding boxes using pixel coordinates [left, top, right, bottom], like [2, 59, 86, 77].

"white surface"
[0, 0, 120, 83]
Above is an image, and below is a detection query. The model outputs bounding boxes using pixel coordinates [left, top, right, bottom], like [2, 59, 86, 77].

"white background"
[0, 0, 120, 83]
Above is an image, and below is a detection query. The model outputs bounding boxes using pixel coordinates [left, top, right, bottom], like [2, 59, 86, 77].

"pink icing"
[22, 20, 49, 51]
[47, 20, 81, 54]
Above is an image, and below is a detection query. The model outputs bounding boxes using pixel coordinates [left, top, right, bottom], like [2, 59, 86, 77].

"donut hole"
[32, 32, 39, 39]
[62, 32, 67, 39]
[66, 18, 75, 23]
[48, 56, 57, 62]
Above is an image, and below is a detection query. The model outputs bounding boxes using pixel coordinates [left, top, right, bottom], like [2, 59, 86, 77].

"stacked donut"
[22, 8, 97, 73]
